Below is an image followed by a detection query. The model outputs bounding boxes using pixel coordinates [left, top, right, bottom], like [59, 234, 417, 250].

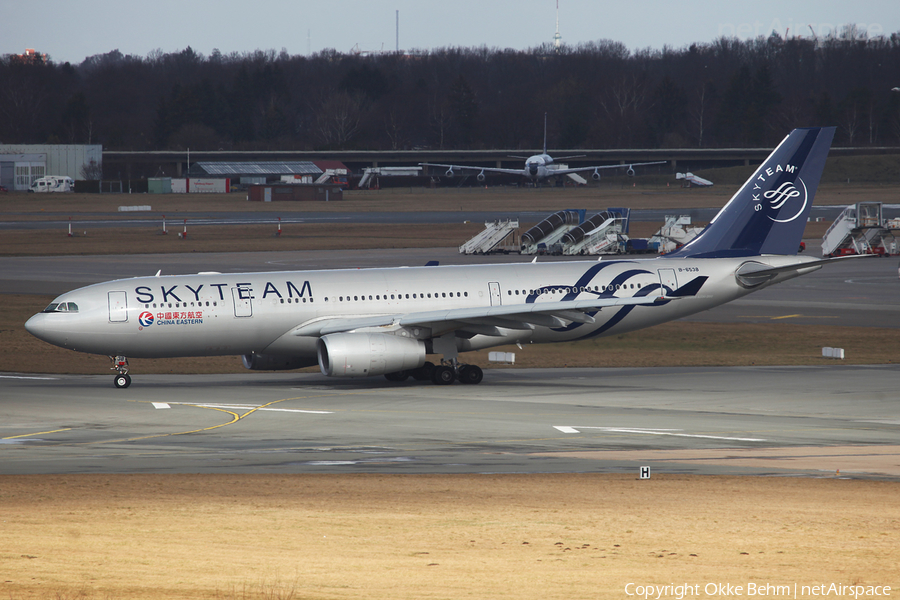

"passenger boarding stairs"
[459, 219, 520, 254]
[520, 210, 585, 254]
[561, 209, 630, 255]
[649, 215, 704, 254]
[822, 202, 898, 257]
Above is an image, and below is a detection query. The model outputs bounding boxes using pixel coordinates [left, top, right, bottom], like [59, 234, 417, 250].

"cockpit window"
[42, 302, 78, 313]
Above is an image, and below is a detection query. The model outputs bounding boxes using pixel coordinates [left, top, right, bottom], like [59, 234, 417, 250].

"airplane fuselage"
[25, 255, 815, 361]
[524, 154, 553, 179]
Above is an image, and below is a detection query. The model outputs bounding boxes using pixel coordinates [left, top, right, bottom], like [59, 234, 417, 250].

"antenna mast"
[553, 0, 562, 51]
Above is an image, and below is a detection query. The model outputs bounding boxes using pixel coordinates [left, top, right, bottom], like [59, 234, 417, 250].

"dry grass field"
[1, 475, 898, 600]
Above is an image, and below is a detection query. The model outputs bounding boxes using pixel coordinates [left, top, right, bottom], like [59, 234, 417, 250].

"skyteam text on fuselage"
[26, 127, 864, 388]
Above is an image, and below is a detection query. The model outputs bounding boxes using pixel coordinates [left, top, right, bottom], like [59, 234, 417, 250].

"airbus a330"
[26, 127, 862, 388]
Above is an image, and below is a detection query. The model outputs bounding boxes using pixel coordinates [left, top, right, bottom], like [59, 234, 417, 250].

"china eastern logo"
[751, 163, 807, 223]
[138, 311, 154, 328]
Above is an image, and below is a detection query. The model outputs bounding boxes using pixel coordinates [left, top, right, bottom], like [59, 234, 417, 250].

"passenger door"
[231, 287, 253, 317]
[488, 282, 502, 306]
[108, 291, 128, 322]
[657, 269, 678, 293]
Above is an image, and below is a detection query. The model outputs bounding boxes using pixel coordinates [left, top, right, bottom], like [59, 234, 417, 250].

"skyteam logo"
[764, 178, 808, 223]
[751, 162, 808, 224]
[138, 311, 154, 328]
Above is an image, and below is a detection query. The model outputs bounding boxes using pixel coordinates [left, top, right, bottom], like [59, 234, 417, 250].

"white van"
[29, 176, 75, 193]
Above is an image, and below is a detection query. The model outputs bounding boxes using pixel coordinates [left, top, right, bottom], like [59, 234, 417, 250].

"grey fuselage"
[24, 254, 816, 360]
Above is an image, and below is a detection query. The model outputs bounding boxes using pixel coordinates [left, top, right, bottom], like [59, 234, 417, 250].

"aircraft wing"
[419, 162, 526, 176]
[291, 294, 672, 338]
[548, 160, 667, 176]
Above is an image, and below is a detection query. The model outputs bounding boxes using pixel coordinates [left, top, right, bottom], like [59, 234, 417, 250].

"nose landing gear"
[110, 356, 131, 388]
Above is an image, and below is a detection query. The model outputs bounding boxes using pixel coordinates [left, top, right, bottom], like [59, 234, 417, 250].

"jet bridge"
[520, 209, 585, 254]
[822, 202, 898, 257]
[459, 219, 520, 254]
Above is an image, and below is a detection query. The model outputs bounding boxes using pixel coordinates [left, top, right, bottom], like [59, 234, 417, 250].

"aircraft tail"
[669, 127, 835, 258]
[542, 112, 548, 155]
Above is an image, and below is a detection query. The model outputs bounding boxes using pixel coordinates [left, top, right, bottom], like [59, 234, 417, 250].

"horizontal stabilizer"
[735, 254, 877, 287]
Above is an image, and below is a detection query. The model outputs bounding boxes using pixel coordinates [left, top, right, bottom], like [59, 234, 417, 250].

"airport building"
[0, 144, 102, 191]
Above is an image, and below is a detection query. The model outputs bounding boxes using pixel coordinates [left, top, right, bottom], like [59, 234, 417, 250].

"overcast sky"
[3, 0, 897, 64]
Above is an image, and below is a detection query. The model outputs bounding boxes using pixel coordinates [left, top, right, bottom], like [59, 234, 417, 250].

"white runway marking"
[167, 402, 332, 414]
[152, 402, 171, 409]
[554, 426, 766, 442]
[0, 375, 58, 380]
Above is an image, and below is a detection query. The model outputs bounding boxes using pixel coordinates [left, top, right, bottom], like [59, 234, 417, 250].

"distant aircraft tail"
[669, 127, 835, 258]
[542, 112, 548, 155]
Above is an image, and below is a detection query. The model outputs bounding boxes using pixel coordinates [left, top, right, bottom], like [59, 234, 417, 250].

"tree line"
[2, 34, 900, 152]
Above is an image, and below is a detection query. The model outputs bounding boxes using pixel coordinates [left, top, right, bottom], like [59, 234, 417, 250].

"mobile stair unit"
[648, 215, 705, 254]
[520, 209, 585, 254]
[459, 219, 520, 254]
[822, 202, 898, 257]
[561, 209, 631, 255]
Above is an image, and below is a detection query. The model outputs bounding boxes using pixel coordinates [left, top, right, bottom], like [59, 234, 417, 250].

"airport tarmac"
[2, 204, 897, 231]
[2, 241, 897, 479]
[2, 365, 898, 478]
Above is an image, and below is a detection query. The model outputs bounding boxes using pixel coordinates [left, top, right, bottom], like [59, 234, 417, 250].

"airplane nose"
[24, 313, 53, 343]
[25, 313, 44, 336]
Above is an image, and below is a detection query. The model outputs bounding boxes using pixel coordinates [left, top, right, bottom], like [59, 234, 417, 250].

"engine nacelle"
[445, 168, 455, 177]
[476, 170, 486, 182]
[591, 169, 601, 181]
[241, 353, 317, 371]
[317, 333, 426, 378]
[626, 165, 635, 177]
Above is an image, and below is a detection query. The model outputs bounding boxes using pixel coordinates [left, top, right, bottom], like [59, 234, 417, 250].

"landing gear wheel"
[411, 361, 435, 381]
[431, 365, 456, 385]
[458, 365, 484, 385]
[114, 374, 131, 389]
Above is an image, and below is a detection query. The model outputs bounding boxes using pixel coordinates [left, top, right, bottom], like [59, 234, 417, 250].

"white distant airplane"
[421, 114, 664, 183]
[26, 127, 867, 388]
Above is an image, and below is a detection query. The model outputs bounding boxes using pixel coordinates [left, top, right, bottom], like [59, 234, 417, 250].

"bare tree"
[312, 90, 364, 148]
[80, 159, 102, 180]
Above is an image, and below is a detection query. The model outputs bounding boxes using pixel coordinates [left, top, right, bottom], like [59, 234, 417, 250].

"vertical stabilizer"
[670, 127, 835, 258]
[542, 112, 548, 155]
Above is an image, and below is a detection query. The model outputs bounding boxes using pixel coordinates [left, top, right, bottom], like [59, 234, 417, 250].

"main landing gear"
[110, 355, 131, 388]
[383, 360, 484, 385]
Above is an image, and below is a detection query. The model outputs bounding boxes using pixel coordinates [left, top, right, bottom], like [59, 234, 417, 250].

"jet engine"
[317, 332, 426, 378]
[241, 353, 317, 371]
[592, 169, 601, 181]
[445, 167, 455, 177]
[476, 170, 486, 182]
[626, 165, 636, 176]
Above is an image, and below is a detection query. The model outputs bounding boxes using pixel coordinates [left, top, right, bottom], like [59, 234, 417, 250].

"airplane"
[420, 114, 665, 183]
[25, 126, 867, 389]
